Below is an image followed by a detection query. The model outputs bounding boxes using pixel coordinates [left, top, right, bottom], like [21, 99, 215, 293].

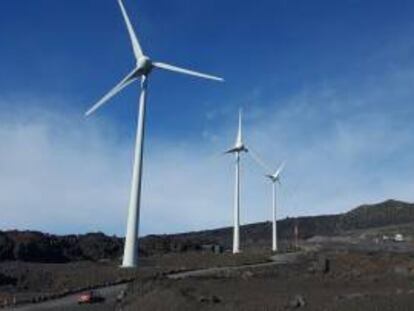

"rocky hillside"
[0, 199, 413, 262]
[340, 200, 414, 230]
[162, 199, 414, 250]
[0, 232, 123, 263]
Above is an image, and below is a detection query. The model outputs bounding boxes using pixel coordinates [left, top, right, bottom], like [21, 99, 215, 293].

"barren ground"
[2, 235, 414, 310]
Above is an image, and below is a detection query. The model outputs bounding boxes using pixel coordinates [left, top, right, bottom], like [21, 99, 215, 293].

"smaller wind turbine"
[265, 162, 285, 252]
[225, 109, 248, 254]
[249, 150, 285, 252]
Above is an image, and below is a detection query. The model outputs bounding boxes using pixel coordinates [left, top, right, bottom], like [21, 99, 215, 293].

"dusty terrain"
[1, 238, 414, 310]
[117, 243, 414, 311]
[1, 200, 414, 310]
[0, 251, 273, 309]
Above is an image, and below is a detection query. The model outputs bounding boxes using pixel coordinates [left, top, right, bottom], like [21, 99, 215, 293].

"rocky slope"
[0, 232, 123, 263]
[0, 199, 413, 262]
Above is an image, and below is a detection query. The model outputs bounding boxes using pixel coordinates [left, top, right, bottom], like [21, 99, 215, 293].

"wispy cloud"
[1, 62, 414, 236]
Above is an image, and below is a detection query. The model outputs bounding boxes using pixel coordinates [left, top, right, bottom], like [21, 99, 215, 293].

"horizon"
[1, 198, 411, 238]
[1, 0, 414, 236]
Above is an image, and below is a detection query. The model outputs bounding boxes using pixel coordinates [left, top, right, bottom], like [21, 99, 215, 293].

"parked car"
[77, 291, 105, 304]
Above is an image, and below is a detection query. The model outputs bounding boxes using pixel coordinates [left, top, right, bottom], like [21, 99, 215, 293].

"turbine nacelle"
[266, 174, 280, 183]
[136, 56, 153, 75]
[225, 145, 248, 154]
[236, 144, 248, 152]
[225, 109, 247, 154]
[234, 136, 247, 151]
[266, 162, 285, 184]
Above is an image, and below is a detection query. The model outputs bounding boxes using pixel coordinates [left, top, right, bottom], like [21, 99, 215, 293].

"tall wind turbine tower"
[265, 162, 285, 252]
[249, 150, 285, 252]
[225, 110, 248, 254]
[85, 0, 223, 268]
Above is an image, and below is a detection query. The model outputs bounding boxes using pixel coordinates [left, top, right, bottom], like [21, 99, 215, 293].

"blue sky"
[1, 0, 414, 236]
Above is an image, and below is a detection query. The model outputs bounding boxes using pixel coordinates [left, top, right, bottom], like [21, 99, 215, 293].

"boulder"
[288, 295, 306, 309]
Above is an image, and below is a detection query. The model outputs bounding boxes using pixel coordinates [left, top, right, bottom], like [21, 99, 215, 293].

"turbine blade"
[153, 62, 224, 82]
[273, 161, 286, 180]
[118, 0, 144, 59]
[224, 147, 238, 154]
[85, 69, 138, 117]
[235, 108, 243, 147]
[248, 147, 272, 173]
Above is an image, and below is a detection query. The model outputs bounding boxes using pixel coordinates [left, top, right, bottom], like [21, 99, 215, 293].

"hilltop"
[0, 199, 413, 263]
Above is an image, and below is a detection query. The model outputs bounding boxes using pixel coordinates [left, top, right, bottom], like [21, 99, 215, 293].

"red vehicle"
[77, 291, 104, 304]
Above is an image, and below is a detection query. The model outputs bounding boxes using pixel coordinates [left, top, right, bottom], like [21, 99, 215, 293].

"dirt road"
[168, 251, 302, 279]
[9, 283, 127, 311]
[6, 252, 303, 310]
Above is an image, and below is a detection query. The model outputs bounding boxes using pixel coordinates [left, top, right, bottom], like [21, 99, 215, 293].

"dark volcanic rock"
[0, 232, 14, 260]
[0, 272, 17, 286]
[78, 232, 122, 261]
[340, 199, 414, 230]
[316, 255, 330, 274]
[139, 235, 203, 256]
[169, 199, 414, 250]
[288, 294, 306, 308]
[0, 199, 413, 263]
[1, 231, 123, 263]
[10, 231, 66, 263]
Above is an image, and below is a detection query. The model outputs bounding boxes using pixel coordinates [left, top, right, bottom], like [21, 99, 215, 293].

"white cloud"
[0, 104, 130, 234]
[1, 64, 414, 236]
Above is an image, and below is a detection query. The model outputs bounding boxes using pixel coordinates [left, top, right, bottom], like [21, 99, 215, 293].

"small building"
[394, 234, 404, 242]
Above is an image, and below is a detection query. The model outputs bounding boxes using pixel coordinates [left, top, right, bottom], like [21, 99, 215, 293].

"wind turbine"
[265, 162, 285, 252]
[85, 0, 223, 268]
[225, 109, 248, 254]
[249, 150, 285, 252]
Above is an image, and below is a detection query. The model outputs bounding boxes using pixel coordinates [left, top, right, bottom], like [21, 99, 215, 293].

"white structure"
[85, 0, 223, 268]
[394, 233, 404, 242]
[265, 163, 285, 252]
[225, 110, 248, 254]
[249, 150, 285, 252]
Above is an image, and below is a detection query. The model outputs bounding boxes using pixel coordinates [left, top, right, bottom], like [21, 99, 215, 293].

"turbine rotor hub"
[235, 143, 247, 152]
[137, 56, 153, 74]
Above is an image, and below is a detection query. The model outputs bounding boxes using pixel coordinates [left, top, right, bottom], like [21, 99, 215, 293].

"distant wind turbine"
[250, 150, 285, 252]
[266, 162, 285, 252]
[225, 109, 248, 254]
[85, 0, 223, 268]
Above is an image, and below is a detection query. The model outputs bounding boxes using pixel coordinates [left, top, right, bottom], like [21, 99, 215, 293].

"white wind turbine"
[250, 150, 285, 252]
[225, 109, 248, 254]
[85, 0, 223, 268]
[265, 162, 285, 252]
